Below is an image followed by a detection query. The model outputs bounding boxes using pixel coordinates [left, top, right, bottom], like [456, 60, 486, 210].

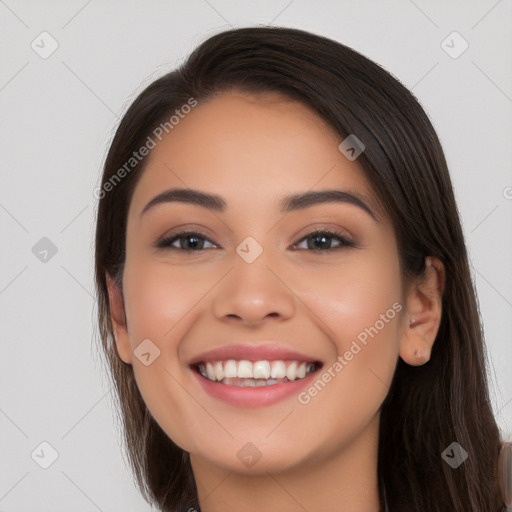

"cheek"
[292, 269, 402, 450]
[120, 259, 220, 453]
[299, 247, 403, 346]
[298, 250, 402, 398]
[123, 261, 201, 341]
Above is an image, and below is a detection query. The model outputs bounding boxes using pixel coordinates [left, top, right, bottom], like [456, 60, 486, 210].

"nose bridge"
[211, 234, 296, 324]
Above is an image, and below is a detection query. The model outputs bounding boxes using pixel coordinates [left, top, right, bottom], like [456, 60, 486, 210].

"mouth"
[187, 343, 325, 407]
[191, 359, 323, 387]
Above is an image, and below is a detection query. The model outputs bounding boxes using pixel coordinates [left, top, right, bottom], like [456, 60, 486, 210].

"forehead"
[128, 90, 383, 220]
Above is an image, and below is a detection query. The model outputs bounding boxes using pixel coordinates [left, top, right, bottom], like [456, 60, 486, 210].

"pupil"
[310, 234, 329, 250]
[186, 236, 200, 249]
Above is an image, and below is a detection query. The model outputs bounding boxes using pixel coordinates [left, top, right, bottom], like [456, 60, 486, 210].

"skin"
[107, 90, 445, 512]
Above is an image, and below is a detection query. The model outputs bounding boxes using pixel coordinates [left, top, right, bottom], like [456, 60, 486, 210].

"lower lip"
[190, 366, 320, 408]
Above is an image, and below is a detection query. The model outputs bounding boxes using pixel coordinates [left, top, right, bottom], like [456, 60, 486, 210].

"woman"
[94, 26, 510, 511]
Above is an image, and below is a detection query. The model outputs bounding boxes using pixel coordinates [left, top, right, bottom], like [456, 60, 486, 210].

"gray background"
[1, 1, 511, 510]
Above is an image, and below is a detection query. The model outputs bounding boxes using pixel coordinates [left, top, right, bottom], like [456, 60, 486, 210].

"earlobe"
[105, 272, 133, 364]
[399, 256, 445, 366]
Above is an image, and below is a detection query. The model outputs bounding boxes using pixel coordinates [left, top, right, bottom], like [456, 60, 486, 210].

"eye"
[154, 229, 357, 253]
[292, 229, 357, 252]
[154, 230, 218, 251]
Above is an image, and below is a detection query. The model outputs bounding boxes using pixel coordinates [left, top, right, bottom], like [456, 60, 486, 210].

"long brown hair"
[94, 26, 505, 511]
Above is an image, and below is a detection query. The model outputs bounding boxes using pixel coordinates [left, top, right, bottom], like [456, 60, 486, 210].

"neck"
[190, 414, 382, 512]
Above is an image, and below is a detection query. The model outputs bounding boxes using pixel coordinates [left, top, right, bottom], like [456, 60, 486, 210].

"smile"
[194, 359, 320, 387]
[188, 344, 324, 407]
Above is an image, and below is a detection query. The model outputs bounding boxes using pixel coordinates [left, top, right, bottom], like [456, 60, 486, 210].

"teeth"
[253, 360, 271, 379]
[270, 360, 287, 379]
[286, 361, 297, 381]
[214, 361, 224, 381]
[237, 360, 253, 378]
[206, 362, 215, 380]
[224, 359, 237, 378]
[197, 359, 317, 383]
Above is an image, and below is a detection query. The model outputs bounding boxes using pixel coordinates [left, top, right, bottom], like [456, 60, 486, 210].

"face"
[110, 90, 407, 475]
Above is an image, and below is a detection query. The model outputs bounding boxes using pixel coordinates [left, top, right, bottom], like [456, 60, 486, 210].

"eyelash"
[154, 229, 358, 253]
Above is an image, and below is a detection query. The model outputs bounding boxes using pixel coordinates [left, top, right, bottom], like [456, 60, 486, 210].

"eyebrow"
[140, 187, 378, 220]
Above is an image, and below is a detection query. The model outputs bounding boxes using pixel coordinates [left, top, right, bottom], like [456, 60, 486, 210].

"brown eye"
[293, 230, 357, 252]
[155, 231, 217, 251]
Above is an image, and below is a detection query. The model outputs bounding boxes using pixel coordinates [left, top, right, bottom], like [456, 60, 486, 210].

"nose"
[211, 249, 296, 327]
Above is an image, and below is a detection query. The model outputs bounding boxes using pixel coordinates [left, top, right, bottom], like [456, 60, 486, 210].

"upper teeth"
[198, 360, 316, 382]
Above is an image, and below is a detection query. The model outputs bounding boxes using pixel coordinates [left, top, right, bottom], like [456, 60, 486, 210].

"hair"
[93, 26, 506, 511]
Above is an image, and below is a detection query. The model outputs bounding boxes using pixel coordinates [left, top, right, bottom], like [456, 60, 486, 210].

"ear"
[399, 256, 445, 366]
[106, 272, 133, 364]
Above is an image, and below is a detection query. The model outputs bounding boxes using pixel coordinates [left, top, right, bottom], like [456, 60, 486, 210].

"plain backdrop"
[1, 1, 511, 510]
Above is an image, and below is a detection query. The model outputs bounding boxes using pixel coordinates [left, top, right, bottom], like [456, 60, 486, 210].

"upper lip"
[187, 343, 322, 366]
